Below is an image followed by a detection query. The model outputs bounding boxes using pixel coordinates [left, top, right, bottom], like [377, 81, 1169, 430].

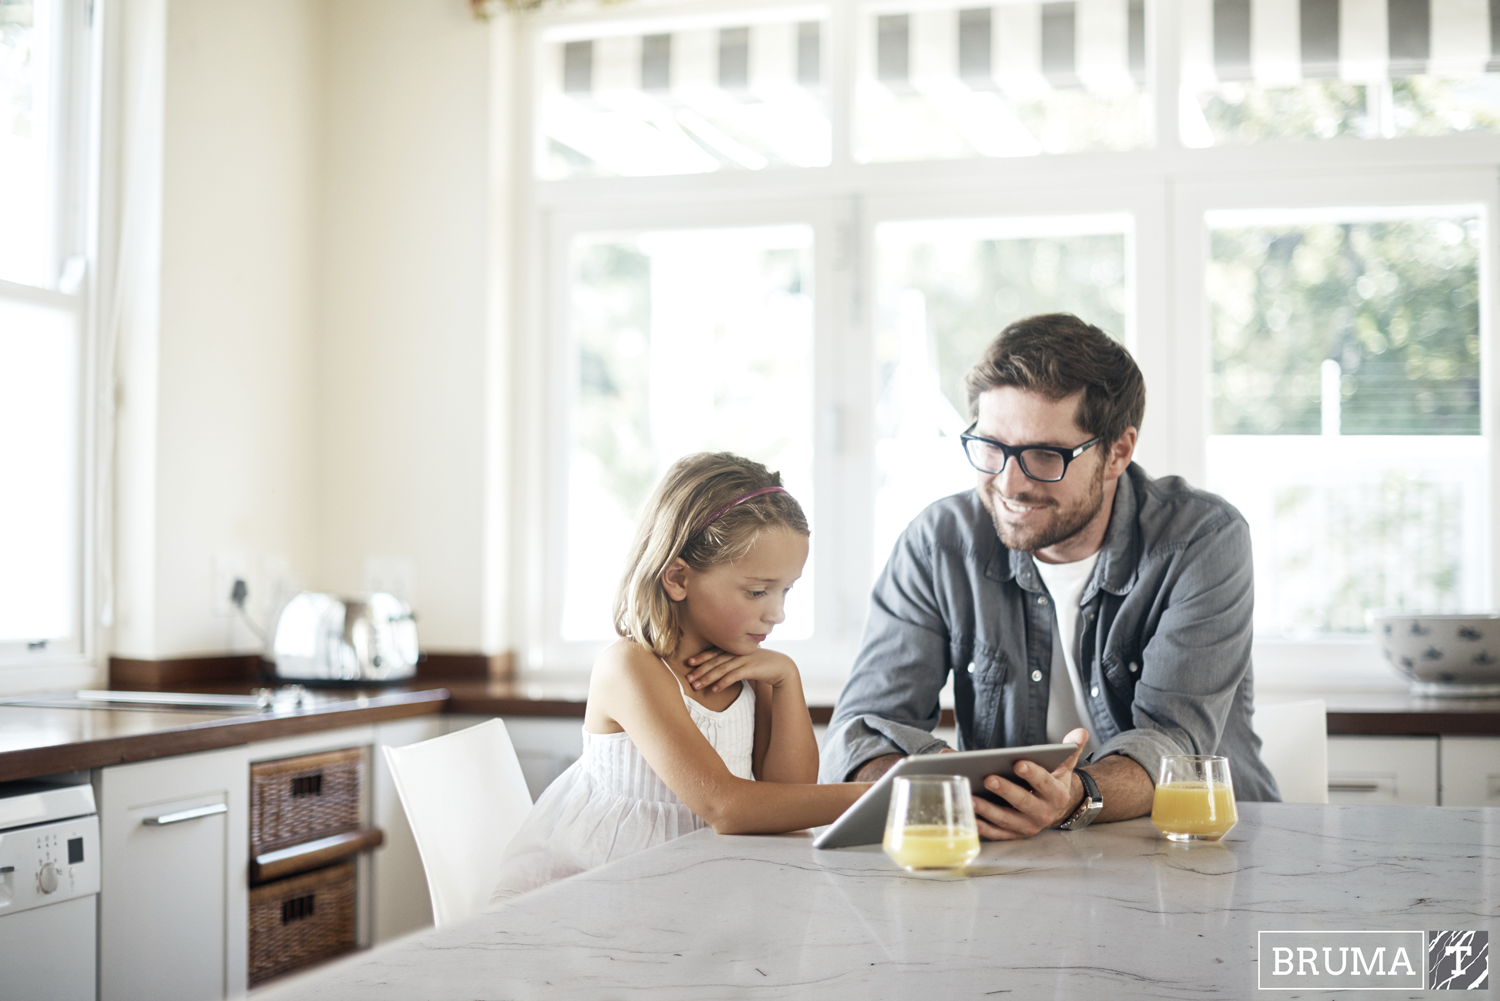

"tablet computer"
[811, 743, 1078, 850]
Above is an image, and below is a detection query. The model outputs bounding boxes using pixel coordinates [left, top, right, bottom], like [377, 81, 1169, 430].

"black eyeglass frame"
[959, 422, 1102, 482]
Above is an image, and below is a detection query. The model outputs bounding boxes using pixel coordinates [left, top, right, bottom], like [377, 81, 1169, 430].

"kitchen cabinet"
[96, 745, 250, 1001]
[1326, 736, 1439, 805]
[94, 719, 442, 1001]
[1439, 736, 1500, 806]
[244, 720, 443, 948]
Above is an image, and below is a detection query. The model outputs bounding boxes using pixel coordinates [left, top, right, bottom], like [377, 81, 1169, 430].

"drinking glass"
[882, 775, 981, 871]
[1151, 755, 1238, 842]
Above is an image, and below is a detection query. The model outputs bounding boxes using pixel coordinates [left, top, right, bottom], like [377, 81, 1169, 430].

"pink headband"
[696, 486, 788, 534]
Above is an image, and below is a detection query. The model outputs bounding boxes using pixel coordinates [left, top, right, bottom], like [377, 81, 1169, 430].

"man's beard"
[981, 458, 1108, 554]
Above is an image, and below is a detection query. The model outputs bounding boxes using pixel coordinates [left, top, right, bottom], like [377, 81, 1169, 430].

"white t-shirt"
[1033, 551, 1100, 753]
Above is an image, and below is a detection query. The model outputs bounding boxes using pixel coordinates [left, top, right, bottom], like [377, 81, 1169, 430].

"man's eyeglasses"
[960, 422, 1101, 482]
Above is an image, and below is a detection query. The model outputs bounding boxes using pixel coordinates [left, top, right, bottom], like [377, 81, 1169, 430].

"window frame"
[526, 196, 854, 676]
[0, 0, 98, 678]
[1172, 169, 1499, 688]
[511, 0, 1500, 690]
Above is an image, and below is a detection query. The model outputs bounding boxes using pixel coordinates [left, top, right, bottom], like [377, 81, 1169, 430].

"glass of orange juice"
[1151, 755, 1238, 842]
[883, 775, 981, 871]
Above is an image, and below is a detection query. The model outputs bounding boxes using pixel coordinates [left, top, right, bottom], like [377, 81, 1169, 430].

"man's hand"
[972, 730, 1158, 839]
[971, 727, 1090, 840]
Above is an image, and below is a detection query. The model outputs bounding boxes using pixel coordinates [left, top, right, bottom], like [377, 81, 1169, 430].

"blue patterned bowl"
[1370, 613, 1500, 697]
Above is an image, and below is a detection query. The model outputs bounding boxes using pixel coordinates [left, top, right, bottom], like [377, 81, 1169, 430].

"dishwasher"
[0, 778, 101, 1001]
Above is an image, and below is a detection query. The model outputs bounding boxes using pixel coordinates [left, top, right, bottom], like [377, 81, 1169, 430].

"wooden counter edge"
[0, 691, 447, 783]
[1326, 709, 1500, 736]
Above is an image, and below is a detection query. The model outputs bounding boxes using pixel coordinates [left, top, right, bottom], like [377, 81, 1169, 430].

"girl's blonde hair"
[614, 452, 808, 658]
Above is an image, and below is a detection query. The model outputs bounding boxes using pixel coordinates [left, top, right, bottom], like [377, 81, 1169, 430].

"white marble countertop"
[261, 804, 1496, 999]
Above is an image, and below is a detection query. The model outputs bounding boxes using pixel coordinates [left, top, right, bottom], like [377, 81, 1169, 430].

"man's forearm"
[849, 753, 904, 783]
[1082, 753, 1155, 822]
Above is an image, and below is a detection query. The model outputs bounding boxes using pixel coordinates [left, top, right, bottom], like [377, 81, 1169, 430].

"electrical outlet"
[213, 554, 249, 616]
[364, 556, 416, 606]
[262, 554, 300, 606]
[261, 554, 301, 631]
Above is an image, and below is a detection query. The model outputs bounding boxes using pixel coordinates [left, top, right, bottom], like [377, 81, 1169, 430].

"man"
[821, 313, 1278, 839]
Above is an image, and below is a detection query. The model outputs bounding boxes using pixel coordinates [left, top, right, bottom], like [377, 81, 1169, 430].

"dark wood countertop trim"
[449, 690, 1500, 736]
[6, 680, 1498, 786]
[0, 691, 447, 783]
[1327, 709, 1500, 736]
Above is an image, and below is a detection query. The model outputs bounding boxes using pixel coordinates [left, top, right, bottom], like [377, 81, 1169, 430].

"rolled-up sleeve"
[819, 529, 953, 783]
[1093, 516, 1256, 788]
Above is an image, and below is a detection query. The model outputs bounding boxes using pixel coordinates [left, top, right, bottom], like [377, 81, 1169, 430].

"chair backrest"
[382, 718, 533, 926]
[1250, 699, 1329, 804]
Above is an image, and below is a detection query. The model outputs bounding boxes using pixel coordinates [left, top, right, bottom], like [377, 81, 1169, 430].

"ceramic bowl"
[1370, 612, 1500, 697]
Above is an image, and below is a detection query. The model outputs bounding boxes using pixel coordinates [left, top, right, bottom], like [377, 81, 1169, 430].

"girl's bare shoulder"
[587, 639, 684, 733]
[591, 638, 674, 692]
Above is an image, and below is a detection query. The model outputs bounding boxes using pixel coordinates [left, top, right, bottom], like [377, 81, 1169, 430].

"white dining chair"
[382, 718, 534, 926]
[1251, 698, 1329, 804]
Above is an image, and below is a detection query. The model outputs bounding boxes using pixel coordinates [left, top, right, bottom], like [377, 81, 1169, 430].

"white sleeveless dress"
[490, 660, 757, 901]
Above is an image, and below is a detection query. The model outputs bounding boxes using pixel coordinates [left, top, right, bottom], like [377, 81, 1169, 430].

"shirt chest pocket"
[955, 641, 1009, 748]
[1100, 645, 1141, 696]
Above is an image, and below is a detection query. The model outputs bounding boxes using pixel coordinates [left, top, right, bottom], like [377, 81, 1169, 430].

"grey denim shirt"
[821, 463, 1280, 802]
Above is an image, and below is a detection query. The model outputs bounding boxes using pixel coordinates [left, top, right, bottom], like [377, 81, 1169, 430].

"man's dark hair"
[962, 313, 1145, 444]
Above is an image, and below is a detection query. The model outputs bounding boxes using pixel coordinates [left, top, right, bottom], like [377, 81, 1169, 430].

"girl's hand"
[684, 648, 798, 693]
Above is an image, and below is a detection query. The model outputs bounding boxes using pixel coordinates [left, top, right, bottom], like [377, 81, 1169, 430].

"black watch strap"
[1058, 767, 1103, 831]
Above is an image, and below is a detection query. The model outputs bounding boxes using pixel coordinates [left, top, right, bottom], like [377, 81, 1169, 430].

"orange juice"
[1151, 781, 1238, 840]
[883, 824, 981, 870]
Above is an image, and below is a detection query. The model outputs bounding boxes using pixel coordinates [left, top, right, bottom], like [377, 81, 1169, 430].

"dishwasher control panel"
[0, 783, 100, 916]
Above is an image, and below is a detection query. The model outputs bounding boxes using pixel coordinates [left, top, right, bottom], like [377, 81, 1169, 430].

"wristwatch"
[1057, 767, 1103, 831]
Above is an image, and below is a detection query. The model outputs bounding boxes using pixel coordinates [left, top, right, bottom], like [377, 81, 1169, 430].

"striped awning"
[1182, 0, 1499, 88]
[536, 14, 833, 175]
[863, 2, 1147, 96]
[545, 21, 823, 97]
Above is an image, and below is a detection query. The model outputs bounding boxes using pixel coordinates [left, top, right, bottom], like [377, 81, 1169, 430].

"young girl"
[491, 452, 867, 899]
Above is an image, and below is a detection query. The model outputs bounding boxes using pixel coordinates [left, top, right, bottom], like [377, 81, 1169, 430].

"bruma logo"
[1258, 931, 1489, 991]
[1270, 943, 1418, 978]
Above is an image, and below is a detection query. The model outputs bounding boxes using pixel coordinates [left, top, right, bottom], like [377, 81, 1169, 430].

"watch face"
[1061, 798, 1100, 830]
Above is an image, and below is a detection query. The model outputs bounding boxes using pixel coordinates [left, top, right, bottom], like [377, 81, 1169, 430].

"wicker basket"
[248, 862, 357, 986]
[250, 748, 364, 855]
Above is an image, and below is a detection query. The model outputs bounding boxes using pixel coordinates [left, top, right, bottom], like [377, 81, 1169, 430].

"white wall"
[114, 0, 322, 659]
[316, 0, 495, 653]
[107, 0, 505, 664]
[155, 0, 323, 655]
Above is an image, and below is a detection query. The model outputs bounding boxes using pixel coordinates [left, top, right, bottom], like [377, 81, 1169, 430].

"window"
[559, 224, 817, 645]
[0, 292, 81, 646]
[1183, 0, 1500, 145]
[536, 9, 831, 178]
[855, 1, 1149, 161]
[871, 214, 1131, 561]
[517, 1, 1500, 687]
[1205, 205, 1486, 636]
[0, 0, 93, 663]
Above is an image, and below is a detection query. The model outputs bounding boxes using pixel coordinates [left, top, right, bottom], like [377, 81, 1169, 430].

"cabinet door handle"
[1327, 780, 1381, 793]
[143, 803, 228, 826]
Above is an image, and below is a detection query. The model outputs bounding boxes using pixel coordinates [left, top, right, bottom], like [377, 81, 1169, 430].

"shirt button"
[1128, 662, 1139, 673]
[966, 662, 975, 675]
[1037, 595, 1049, 606]
[1031, 670, 1043, 682]
[1090, 686, 1100, 697]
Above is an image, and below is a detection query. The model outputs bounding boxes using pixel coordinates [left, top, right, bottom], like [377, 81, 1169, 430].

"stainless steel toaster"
[271, 592, 419, 684]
